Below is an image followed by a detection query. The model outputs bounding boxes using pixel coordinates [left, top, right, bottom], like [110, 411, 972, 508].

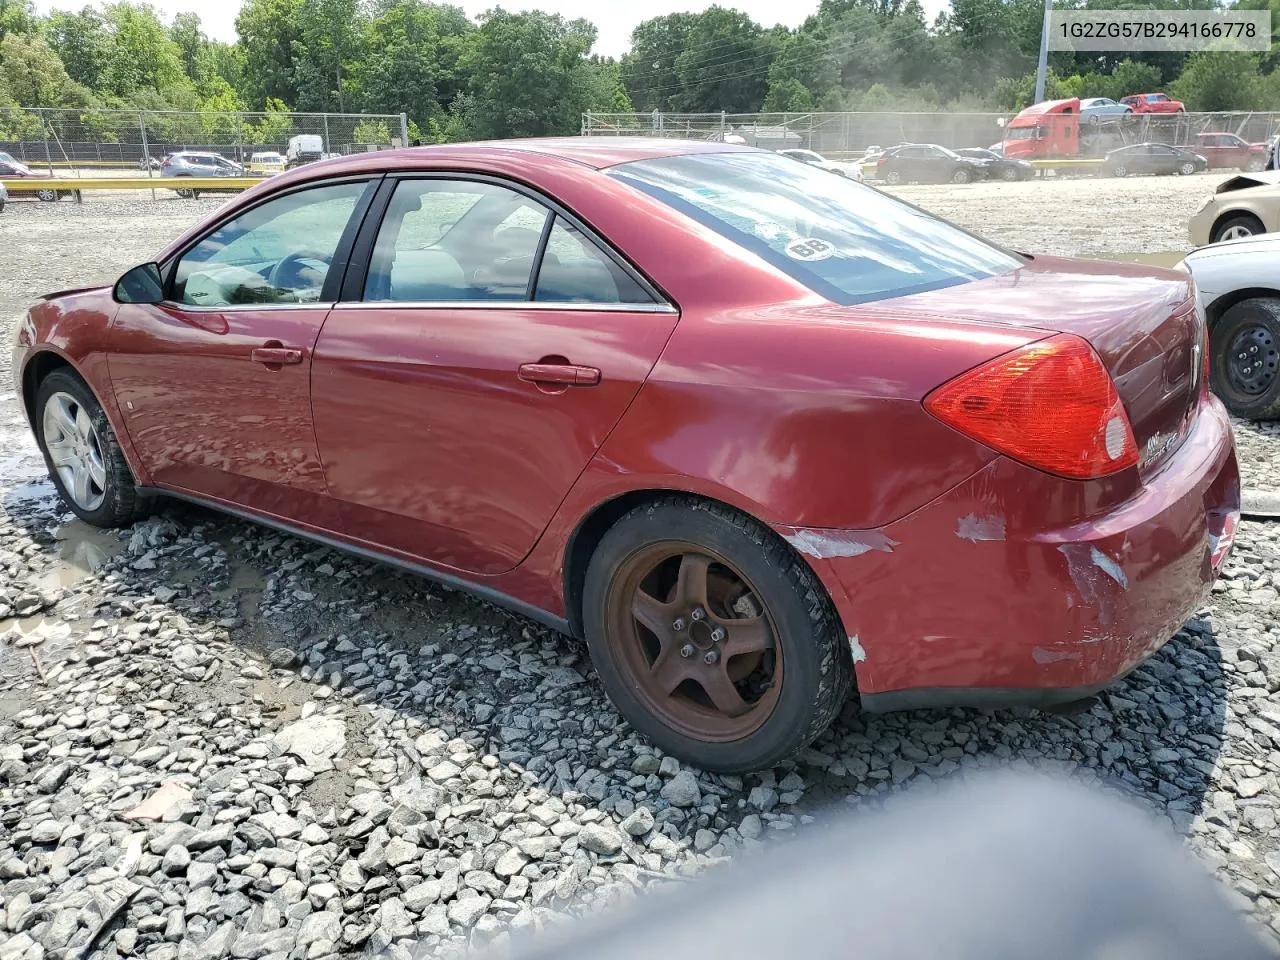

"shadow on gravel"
[4, 493, 1231, 840]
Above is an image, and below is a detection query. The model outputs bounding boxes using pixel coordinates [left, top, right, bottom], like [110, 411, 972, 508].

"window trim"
[160, 174, 381, 311]
[340, 172, 673, 312]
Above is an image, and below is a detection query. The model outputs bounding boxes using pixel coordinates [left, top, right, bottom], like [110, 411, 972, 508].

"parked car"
[0, 180, 6, 213]
[1102, 143, 1207, 177]
[0, 156, 75, 201]
[1179, 233, 1280, 419]
[1120, 93, 1186, 114]
[160, 152, 245, 197]
[1188, 170, 1280, 245]
[13, 139, 1239, 772]
[1079, 97, 1133, 123]
[777, 148, 863, 180]
[1193, 133, 1268, 172]
[876, 143, 986, 184]
[955, 148, 1035, 181]
[286, 134, 324, 169]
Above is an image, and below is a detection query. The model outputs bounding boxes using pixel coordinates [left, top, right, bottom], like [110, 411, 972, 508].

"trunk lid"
[860, 255, 1203, 476]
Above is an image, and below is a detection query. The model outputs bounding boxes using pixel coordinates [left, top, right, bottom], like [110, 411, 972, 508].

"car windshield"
[610, 151, 1021, 306]
[1004, 126, 1040, 140]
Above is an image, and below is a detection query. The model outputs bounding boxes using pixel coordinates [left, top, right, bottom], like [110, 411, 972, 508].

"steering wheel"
[268, 250, 333, 295]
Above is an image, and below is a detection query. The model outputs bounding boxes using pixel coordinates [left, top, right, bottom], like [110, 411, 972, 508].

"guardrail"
[1, 176, 265, 196]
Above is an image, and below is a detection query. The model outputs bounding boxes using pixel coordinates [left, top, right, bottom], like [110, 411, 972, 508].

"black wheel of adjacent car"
[1000, 166, 1019, 182]
[1178, 161, 1197, 176]
[1210, 298, 1280, 420]
[1111, 163, 1128, 178]
[583, 498, 852, 773]
[951, 167, 972, 184]
[36, 188, 58, 202]
[35, 369, 146, 527]
[1211, 213, 1265, 244]
[883, 170, 902, 185]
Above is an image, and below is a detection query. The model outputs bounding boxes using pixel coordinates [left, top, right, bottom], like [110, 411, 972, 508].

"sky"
[34, 0, 953, 58]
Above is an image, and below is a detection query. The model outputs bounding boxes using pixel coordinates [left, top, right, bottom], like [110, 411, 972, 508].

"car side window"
[364, 179, 551, 303]
[172, 180, 367, 307]
[535, 218, 654, 305]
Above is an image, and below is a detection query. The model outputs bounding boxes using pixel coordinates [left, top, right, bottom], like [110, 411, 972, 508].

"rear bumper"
[778, 396, 1239, 711]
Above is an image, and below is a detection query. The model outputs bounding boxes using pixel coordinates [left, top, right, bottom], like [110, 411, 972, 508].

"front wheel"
[1210, 299, 1280, 420]
[35, 369, 146, 527]
[583, 498, 852, 773]
[1111, 163, 1128, 178]
[1000, 166, 1019, 182]
[36, 188, 58, 202]
[1211, 213, 1265, 244]
[1178, 162, 1196, 176]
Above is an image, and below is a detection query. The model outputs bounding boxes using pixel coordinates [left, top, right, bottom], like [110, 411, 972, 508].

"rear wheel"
[1210, 299, 1280, 420]
[36, 188, 58, 202]
[883, 169, 902, 185]
[35, 370, 146, 527]
[1211, 212, 1265, 244]
[951, 167, 972, 184]
[1247, 156, 1266, 172]
[1111, 163, 1128, 178]
[583, 498, 851, 773]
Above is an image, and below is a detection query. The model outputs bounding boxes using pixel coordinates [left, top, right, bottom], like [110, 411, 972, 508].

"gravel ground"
[2, 181, 1280, 959]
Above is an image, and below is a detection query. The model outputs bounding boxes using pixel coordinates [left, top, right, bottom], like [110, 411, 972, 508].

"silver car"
[159, 152, 244, 198]
[1079, 98, 1134, 124]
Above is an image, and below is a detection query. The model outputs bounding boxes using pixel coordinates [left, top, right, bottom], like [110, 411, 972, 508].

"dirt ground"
[4, 172, 1280, 957]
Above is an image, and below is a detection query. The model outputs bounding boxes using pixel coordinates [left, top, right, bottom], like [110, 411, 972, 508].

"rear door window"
[610, 151, 1020, 306]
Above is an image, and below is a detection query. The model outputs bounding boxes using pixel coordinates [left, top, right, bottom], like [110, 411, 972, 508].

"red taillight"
[924, 334, 1138, 480]
[877, 156, 887, 166]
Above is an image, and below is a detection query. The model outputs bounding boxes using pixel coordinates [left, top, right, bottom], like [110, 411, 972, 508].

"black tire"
[1111, 163, 1128, 178]
[883, 169, 902, 185]
[1209, 299, 1280, 420]
[36, 188, 58, 202]
[1210, 212, 1265, 244]
[35, 369, 146, 527]
[1000, 166, 1018, 182]
[951, 167, 972, 184]
[583, 497, 852, 772]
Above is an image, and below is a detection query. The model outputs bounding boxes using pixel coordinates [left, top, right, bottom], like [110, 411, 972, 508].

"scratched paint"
[847, 634, 867, 664]
[955, 513, 1006, 542]
[784, 529, 899, 560]
[1089, 547, 1128, 588]
[1033, 646, 1082, 665]
[1059, 544, 1116, 626]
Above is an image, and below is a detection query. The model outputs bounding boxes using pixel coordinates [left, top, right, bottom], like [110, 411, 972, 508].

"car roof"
[287, 138, 756, 177]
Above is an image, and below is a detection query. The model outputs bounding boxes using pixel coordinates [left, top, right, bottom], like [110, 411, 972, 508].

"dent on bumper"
[779, 398, 1239, 708]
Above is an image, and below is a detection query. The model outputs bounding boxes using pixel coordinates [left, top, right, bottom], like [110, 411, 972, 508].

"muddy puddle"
[0, 519, 123, 680]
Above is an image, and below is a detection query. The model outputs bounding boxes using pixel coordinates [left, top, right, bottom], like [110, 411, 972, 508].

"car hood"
[1185, 232, 1280, 264]
[1215, 170, 1280, 193]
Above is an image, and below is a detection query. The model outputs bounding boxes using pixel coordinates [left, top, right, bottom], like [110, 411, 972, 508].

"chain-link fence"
[584, 110, 1280, 158]
[0, 108, 410, 170]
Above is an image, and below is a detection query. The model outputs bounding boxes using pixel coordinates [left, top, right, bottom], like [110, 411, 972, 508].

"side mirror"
[113, 262, 164, 304]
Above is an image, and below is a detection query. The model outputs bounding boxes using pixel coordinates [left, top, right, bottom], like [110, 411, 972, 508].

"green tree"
[352, 0, 473, 124]
[1170, 52, 1262, 111]
[456, 9, 610, 139]
[352, 117, 391, 143]
[621, 13, 696, 112]
[97, 3, 189, 100]
[170, 11, 205, 83]
[236, 0, 303, 107]
[0, 0, 35, 41]
[292, 0, 364, 111]
[44, 7, 110, 93]
[672, 7, 777, 112]
[0, 31, 71, 106]
[249, 96, 295, 144]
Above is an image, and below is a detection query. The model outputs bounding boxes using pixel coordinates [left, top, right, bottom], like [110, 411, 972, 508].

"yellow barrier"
[1, 176, 264, 193]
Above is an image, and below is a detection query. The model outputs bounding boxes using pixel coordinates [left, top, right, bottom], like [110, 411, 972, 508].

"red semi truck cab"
[1002, 97, 1081, 160]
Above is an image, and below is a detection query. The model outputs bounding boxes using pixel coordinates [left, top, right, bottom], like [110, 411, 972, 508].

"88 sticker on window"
[785, 237, 836, 262]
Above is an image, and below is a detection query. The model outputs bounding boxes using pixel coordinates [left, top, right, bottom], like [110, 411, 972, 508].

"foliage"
[352, 117, 391, 143]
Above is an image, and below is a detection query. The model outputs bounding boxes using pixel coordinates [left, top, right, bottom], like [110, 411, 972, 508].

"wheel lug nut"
[690, 607, 705, 622]
[710, 626, 726, 643]
[680, 644, 696, 659]
[672, 617, 687, 632]
[702, 650, 719, 665]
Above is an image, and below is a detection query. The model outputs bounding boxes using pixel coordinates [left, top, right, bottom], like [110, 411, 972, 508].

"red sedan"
[1120, 93, 1186, 115]
[0, 154, 76, 201]
[11, 139, 1240, 772]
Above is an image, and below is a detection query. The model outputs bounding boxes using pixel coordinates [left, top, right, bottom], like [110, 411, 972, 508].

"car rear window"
[609, 152, 1021, 306]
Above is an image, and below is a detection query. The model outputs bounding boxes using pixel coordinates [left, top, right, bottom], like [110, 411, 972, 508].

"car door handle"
[518, 362, 601, 386]
[251, 345, 304, 365]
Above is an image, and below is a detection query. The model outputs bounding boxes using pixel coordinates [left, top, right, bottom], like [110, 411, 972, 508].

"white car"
[1179, 233, 1280, 419]
[0, 180, 6, 214]
[777, 148, 863, 181]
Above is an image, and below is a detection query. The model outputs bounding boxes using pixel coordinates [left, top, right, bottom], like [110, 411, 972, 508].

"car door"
[310, 175, 679, 575]
[108, 177, 376, 521]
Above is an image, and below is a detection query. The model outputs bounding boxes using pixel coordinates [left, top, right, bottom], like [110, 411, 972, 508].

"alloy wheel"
[1222, 224, 1257, 241]
[42, 391, 107, 511]
[605, 542, 782, 742]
